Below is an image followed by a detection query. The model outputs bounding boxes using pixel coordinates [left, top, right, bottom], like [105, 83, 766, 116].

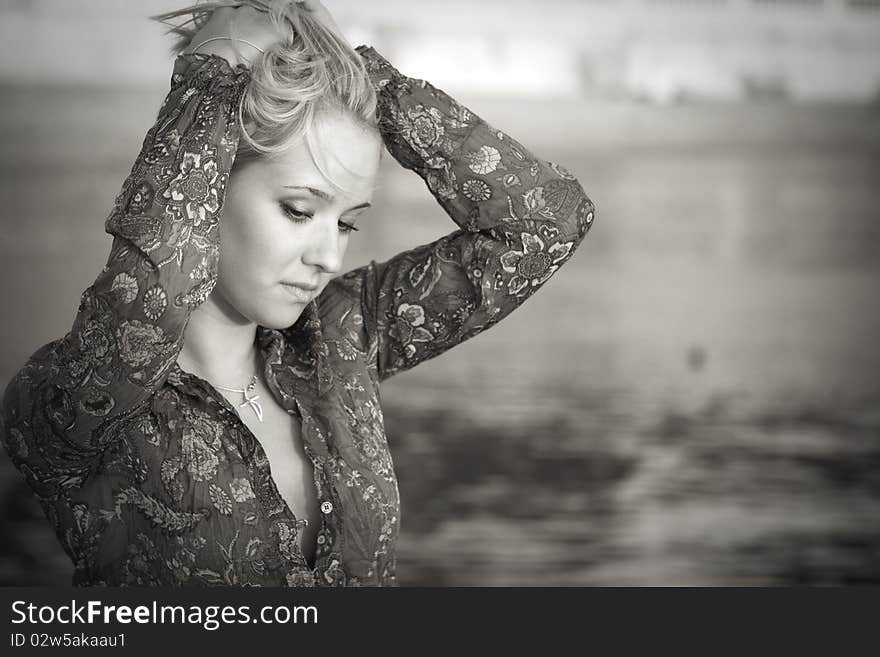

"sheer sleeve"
[332, 46, 596, 382]
[1, 54, 250, 485]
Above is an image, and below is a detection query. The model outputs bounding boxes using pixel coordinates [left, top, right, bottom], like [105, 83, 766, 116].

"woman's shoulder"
[4, 337, 66, 396]
[292, 269, 376, 353]
[1, 337, 71, 464]
[317, 267, 373, 320]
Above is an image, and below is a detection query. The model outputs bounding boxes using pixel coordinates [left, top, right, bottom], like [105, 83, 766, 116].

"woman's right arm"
[0, 51, 251, 483]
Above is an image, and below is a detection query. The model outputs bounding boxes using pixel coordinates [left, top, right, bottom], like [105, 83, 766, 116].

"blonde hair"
[152, 0, 379, 189]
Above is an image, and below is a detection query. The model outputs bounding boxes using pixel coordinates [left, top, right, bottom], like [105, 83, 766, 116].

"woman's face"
[215, 110, 381, 330]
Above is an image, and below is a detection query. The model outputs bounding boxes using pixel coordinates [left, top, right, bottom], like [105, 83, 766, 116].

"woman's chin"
[251, 305, 307, 331]
[222, 286, 308, 330]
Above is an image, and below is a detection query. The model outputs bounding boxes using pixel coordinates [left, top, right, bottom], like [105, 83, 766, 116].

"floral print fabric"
[0, 47, 595, 586]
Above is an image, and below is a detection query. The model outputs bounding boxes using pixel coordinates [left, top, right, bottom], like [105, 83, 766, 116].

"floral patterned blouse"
[0, 47, 595, 586]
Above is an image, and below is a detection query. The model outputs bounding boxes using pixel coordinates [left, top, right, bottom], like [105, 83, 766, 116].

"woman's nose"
[301, 218, 343, 274]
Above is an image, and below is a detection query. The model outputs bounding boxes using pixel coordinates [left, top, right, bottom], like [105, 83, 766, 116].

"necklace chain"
[214, 374, 264, 423]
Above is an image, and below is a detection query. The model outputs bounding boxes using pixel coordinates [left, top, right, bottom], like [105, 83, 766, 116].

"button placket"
[291, 397, 344, 575]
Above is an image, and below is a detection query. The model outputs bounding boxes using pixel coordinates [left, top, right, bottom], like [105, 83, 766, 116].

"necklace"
[214, 374, 264, 423]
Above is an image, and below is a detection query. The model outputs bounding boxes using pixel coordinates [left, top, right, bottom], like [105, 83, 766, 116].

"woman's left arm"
[336, 47, 596, 381]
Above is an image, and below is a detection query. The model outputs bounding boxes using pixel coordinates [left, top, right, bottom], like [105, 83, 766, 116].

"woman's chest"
[103, 376, 404, 583]
[235, 395, 321, 562]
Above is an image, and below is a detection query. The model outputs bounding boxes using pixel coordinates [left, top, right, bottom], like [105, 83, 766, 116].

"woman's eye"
[281, 203, 311, 222]
[281, 203, 359, 234]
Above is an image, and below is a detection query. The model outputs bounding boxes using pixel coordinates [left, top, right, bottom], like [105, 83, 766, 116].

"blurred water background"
[1, 0, 879, 585]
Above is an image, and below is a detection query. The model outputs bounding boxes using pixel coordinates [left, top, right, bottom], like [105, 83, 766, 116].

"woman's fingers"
[184, 4, 279, 66]
[297, 0, 349, 45]
[184, 7, 238, 60]
[185, 1, 350, 65]
[226, 5, 280, 53]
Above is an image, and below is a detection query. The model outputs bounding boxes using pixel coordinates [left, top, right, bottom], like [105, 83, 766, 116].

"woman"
[0, 0, 595, 586]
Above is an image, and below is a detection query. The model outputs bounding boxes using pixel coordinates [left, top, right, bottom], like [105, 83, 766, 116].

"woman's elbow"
[546, 164, 596, 243]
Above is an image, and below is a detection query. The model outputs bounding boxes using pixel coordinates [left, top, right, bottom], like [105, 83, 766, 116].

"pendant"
[241, 376, 264, 423]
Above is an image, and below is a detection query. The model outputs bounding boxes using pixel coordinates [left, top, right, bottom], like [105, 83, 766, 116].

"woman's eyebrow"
[283, 185, 371, 212]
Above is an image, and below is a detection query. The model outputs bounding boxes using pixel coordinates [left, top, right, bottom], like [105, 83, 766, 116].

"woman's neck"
[176, 292, 260, 388]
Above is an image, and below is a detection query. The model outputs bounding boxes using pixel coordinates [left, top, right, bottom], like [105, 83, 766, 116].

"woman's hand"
[182, 2, 349, 68]
[298, 0, 349, 47]
[183, 5, 278, 67]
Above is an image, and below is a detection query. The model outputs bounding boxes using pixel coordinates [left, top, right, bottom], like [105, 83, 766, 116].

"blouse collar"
[167, 298, 332, 408]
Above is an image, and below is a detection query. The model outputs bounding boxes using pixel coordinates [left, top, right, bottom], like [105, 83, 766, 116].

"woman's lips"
[280, 282, 314, 302]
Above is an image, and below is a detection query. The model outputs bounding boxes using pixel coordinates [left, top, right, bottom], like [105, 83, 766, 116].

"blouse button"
[320, 501, 334, 514]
